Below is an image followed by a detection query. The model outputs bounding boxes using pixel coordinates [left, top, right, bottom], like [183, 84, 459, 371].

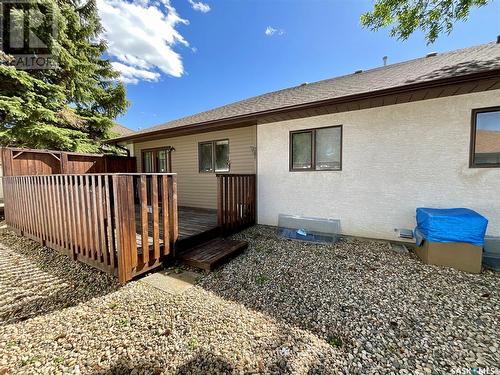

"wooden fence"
[1, 147, 136, 176]
[217, 174, 256, 234]
[3, 173, 178, 283]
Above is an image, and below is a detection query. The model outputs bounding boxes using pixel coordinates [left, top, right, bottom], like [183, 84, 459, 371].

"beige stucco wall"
[134, 126, 256, 209]
[257, 90, 500, 240]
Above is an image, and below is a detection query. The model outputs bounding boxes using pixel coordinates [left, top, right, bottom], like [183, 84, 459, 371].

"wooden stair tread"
[178, 238, 248, 271]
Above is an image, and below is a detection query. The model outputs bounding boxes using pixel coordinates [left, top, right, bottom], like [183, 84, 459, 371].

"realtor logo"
[0, 0, 58, 69]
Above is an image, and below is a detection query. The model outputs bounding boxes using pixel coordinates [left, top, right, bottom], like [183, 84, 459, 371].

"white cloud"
[111, 62, 160, 84]
[188, 0, 210, 13]
[265, 25, 284, 36]
[265, 26, 276, 36]
[97, 0, 190, 84]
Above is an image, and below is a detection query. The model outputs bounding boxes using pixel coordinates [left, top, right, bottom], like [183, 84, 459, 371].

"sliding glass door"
[142, 148, 172, 173]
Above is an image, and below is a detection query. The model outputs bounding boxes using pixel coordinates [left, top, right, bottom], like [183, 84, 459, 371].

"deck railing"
[3, 173, 178, 283]
[217, 174, 256, 235]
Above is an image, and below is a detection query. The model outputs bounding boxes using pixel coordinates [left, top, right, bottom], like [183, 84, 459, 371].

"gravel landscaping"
[0, 230, 119, 325]
[0, 225, 499, 374]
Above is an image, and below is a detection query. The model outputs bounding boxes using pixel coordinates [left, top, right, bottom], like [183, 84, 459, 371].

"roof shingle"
[111, 123, 135, 137]
[125, 42, 500, 139]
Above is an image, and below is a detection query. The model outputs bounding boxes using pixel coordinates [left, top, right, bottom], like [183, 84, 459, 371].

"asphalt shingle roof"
[111, 123, 135, 137]
[130, 42, 500, 138]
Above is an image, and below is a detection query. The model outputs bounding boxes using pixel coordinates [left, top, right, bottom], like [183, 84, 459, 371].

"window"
[290, 126, 342, 171]
[291, 131, 312, 170]
[142, 147, 172, 172]
[143, 150, 153, 172]
[157, 150, 168, 172]
[198, 139, 229, 173]
[199, 142, 213, 172]
[470, 107, 500, 168]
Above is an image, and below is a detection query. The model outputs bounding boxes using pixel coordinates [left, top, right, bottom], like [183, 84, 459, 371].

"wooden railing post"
[60, 153, 69, 174]
[1, 148, 14, 176]
[112, 175, 137, 284]
[3, 177, 11, 228]
[171, 175, 179, 257]
[217, 174, 223, 228]
[250, 175, 256, 225]
[160, 175, 170, 256]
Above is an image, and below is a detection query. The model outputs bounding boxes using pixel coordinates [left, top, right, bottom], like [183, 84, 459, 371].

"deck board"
[136, 206, 217, 249]
[178, 238, 248, 271]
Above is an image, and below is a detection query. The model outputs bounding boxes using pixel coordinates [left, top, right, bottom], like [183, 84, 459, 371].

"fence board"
[78, 175, 87, 257]
[91, 175, 99, 259]
[44, 176, 53, 245]
[171, 176, 179, 256]
[151, 176, 160, 260]
[64, 175, 73, 253]
[216, 174, 256, 235]
[97, 176, 106, 264]
[74, 176, 82, 256]
[104, 175, 115, 270]
[161, 175, 170, 256]
[140, 175, 149, 263]
[1, 147, 136, 176]
[36, 177, 45, 242]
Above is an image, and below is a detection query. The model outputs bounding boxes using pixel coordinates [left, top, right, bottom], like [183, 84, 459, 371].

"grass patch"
[327, 335, 343, 348]
[21, 356, 40, 366]
[53, 356, 65, 364]
[6, 340, 17, 349]
[255, 274, 269, 286]
[108, 302, 118, 309]
[188, 337, 198, 350]
[118, 318, 129, 326]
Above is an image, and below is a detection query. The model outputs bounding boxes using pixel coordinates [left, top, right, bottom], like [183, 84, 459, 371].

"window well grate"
[277, 214, 341, 244]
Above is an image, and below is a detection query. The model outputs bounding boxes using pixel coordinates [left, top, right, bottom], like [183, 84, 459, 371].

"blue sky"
[101, 0, 500, 131]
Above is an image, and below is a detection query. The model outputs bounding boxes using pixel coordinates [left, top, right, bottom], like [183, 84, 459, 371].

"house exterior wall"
[133, 126, 257, 209]
[257, 90, 500, 240]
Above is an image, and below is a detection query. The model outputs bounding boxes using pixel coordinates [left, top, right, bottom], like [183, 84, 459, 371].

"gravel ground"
[0, 230, 119, 324]
[202, 226, 500, 374]
[0, 225, 498, 374]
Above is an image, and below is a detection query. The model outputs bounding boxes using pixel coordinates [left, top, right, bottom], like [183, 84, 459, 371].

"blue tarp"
[415, 208, 488, 247]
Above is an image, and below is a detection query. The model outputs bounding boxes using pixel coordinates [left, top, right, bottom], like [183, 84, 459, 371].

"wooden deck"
[178, 207, 218, 239]
[136, 206, 217, 249]
[3, 172, 255, 282]
[135, 206, 249, 271]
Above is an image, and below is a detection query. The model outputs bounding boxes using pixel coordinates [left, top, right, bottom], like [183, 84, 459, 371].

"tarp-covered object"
[415, 208, 488, 247]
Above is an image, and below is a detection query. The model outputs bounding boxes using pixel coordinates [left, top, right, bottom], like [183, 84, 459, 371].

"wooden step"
[178, 238, 248, 271]
[175, 226, 221, 253]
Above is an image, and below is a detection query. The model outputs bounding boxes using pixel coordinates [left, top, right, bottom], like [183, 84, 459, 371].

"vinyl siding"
[134, 126, 256, 209]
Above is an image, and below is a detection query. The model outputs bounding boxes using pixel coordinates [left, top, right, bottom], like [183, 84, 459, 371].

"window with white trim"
[198, 139, 230, 173]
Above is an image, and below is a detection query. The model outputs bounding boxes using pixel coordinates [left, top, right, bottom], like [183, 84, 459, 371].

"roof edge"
[109, 68, 500, 144]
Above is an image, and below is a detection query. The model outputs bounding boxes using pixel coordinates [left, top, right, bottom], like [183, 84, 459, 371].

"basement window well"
[277, 214, 341, 244]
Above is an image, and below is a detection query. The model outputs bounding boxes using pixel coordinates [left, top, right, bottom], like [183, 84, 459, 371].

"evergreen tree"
[0, 0, 128, 152]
